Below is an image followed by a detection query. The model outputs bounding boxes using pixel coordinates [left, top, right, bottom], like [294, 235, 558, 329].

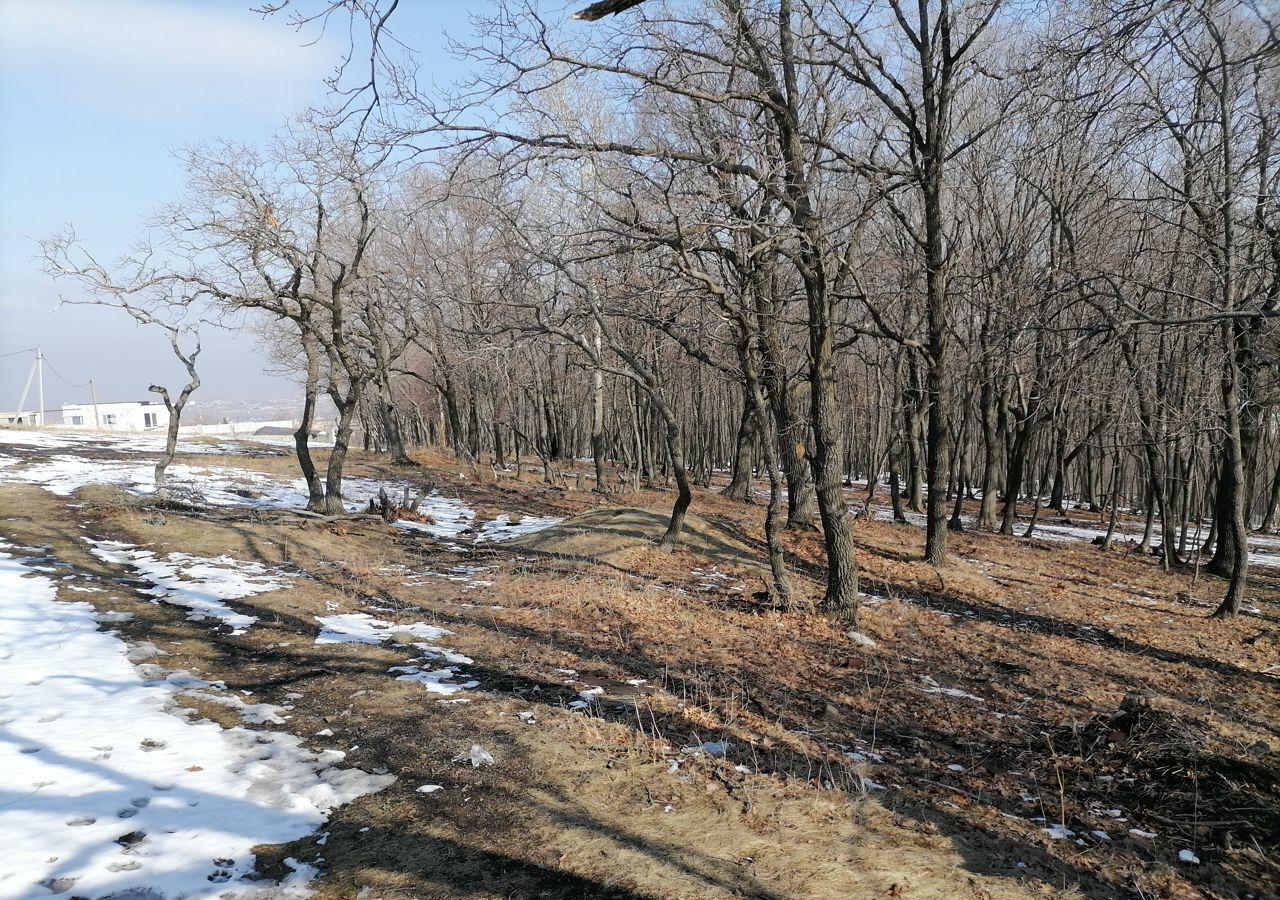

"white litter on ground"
[0, 428, 256, 456]
[0, 543, 393, 900]
[920, 675, 986, 703]
[401, 565, 499, 590]
[87, 539, 286, 634]
[0, 454, 296, 508]
[451, 745, 495, 767]
[411, 644, 473, 665]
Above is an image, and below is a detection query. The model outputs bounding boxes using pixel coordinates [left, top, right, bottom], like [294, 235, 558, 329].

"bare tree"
[40, 233, 203, 492]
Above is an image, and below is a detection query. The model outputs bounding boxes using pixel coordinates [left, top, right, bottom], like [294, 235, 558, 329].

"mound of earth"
[505, 506, 767, 571]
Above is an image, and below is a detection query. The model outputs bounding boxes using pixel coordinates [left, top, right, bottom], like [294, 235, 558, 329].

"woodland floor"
[0, 431, 1277, 900]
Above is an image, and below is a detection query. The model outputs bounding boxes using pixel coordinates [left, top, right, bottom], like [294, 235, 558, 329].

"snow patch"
[314, 613, 451, 646]
[0, 544, 392, 899]
[474, 513, 562, 542]
[87, 539, 285, 634]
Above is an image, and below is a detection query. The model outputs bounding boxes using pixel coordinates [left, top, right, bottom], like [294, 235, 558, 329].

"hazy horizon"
[0, 0, 482, 415]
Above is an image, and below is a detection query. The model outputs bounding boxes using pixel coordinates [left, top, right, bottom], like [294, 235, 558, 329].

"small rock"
[846, 630, 877, 647]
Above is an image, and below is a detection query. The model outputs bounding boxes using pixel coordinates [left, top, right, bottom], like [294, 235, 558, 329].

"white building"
[60, 400, 169, 432]
[0, 411, 44, 426]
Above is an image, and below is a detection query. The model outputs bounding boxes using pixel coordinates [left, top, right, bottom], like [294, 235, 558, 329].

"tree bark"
[722, 397, 757, 503]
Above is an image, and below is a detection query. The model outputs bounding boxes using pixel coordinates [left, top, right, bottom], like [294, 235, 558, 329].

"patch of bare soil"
[2, 444, 1277, 900]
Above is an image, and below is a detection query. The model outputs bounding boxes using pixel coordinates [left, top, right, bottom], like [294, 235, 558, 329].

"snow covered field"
[0, 428, 262, 457]
[0, 428, 565, 897]
[0, 542, 393, 899]
[0, 428, 563, 543]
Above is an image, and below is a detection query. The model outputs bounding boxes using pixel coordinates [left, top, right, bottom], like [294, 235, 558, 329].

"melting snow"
[474, 513, 562, 542]
[314, 613, 451, 645]
[0, 543, 392, 899]
[314, 614, 479, 695]
[2, 431, 564, 562]
[87, 539, 286, 634]
[388, 665, 480, 695]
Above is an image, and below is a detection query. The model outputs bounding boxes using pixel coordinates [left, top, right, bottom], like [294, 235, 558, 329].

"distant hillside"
[180, 396, 336, 425]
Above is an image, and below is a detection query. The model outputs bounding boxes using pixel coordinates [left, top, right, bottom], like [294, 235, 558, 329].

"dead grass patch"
[3, 443, 1278, 899]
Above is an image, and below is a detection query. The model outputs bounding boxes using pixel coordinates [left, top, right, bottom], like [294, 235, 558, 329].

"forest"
[7, 2, 1280, 898]
[44, 0, 1280, 620]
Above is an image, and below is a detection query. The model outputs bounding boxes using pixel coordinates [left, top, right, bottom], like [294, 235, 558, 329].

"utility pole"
[89, 379, 101, 430]
[36, 347, 44, 427]
[14, 349, 37, 425]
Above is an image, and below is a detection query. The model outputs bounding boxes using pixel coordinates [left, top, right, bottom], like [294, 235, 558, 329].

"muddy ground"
[1, 436, 1277, 900]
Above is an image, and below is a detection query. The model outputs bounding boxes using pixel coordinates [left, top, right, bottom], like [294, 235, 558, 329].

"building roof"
[61, 400, 167, 408]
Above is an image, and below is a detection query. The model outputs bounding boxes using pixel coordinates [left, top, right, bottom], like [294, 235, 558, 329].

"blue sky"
[0, 0, 486, 414]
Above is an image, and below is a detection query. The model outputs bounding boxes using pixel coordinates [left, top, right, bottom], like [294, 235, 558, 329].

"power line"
[0, 347, 37, 359]
[42, 355, 91, 390]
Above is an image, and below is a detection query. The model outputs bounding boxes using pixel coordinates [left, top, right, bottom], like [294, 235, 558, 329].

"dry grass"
[1, 441, 1277, 900]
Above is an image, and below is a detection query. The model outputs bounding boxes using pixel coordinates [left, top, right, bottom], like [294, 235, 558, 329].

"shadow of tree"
[19, 484, 1276, 900]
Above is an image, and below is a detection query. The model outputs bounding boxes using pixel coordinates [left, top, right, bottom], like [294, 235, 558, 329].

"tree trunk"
[323, 388, 364, 516]
[441, 372, 468, 460]
[381, 390, 415, 466]
[295, 332, 326, 512]
[722, 397, 757, 502]
[591, 339, 609, 494]
[1000, 416, 1037, 535]
[1213, 321, 1251, 618]
[803, 277, 859, 619]
[1206, 448, 1243, 578]
[1259, 455, 1280, 532]
[978, 376, 1000, 528]
[655, 405, 692, 551]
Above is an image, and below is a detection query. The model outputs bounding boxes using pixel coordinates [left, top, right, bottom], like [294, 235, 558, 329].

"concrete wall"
[176, 420, 297, 436]
[60, 401, 169, 432]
